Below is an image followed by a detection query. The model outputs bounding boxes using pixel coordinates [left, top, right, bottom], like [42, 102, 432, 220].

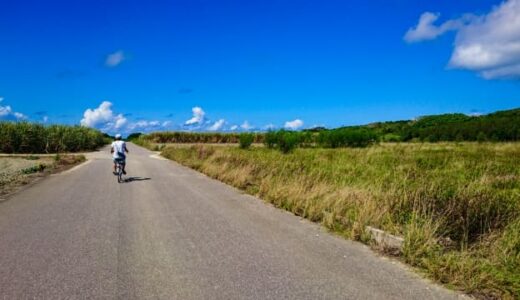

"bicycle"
[114, 159, 125, 183]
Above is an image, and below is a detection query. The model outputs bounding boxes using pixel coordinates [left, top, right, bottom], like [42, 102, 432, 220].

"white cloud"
[284, 119, 304, 130]
[0, 104, 11, 117]
[0, 97, 27, 120]
[105, 50, 126, 67]
[208, 119, 225, 131]
[127, 120, 163, 131]
[185, 106, 206, 125]
[80, 101, 127, 131]
[162, 121, 172, 127]
[43, 116, 49, 123]
[229, 125, 239, 131]
[114, 115, 127, 129]
[240, 121, 253, 130]
[406, 0, 520, 79]
[13, 112, 27, 120]
[450, 0, 520, 79]
[404, 12, 463, 43]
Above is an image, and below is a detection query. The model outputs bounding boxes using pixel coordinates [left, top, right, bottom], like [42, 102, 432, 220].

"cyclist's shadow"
[123, 176, 151, 183]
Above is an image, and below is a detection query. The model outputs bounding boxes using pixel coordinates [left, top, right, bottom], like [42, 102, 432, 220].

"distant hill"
[337, 108, 520, 142]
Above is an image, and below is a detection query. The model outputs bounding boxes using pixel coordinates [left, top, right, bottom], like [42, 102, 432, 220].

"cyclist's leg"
[113, 158, 118, 173]
[122, 160, 127, 174]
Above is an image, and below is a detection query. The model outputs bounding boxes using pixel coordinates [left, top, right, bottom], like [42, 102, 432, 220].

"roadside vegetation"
[0, 122, 109, 154]
[133, 131, 262, 144]
[130, 108, 520, 297]
[0, 154, 86, 198]
[157, 143, 520, 298]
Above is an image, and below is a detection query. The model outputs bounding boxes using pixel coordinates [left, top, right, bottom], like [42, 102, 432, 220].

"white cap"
[115, 134, 122, 139]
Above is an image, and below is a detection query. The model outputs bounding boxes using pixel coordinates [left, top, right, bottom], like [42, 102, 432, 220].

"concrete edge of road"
[147, 148, 471, 299]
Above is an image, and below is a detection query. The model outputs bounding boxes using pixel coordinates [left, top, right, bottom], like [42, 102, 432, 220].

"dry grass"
[0, 154, 85, 198]
[160, 142, 520, 298]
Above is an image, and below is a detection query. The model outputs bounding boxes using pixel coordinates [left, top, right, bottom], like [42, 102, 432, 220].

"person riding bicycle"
[111, 134, 129, 175]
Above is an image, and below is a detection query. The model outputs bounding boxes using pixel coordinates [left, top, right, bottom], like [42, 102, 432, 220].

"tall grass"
[139, 131, 263, 144]
[0, 122, 108, 153]
[160, 143, 520, 298]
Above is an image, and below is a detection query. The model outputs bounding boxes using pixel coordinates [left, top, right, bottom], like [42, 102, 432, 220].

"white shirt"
[111, 141, 127, 159]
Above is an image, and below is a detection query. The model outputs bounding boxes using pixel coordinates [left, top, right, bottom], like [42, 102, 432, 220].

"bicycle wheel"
[117, 164, 123, 183]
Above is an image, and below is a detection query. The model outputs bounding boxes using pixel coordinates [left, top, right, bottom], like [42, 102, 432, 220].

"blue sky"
[1, 0, 519, 133]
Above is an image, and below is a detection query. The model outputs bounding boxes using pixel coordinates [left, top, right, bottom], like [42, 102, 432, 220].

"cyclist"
[111, 134, 129, 175]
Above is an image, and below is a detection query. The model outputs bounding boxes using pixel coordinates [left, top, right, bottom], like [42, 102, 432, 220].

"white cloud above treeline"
[80, 101, 127, 131]
[0, 97, 27, 120]
[80, 103, 307, 134]
[284, 119, 303, 130]
[207, 119, 225, 131]
[405, 0, 520, 79]
[184, 106, 206, 125]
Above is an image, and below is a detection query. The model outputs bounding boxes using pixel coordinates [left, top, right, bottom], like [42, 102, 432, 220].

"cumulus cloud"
[284, 119, 304, 130]
[229, 125, 239, 131]
[450, 0, 520, 79]
[406, 0, 520, 79]
[105, 50, 126, 67]
[208, 119, 225, 131]
[80, 101, 127, 131]
[0, 97, 27, 120]
[185, 106, 206, 125]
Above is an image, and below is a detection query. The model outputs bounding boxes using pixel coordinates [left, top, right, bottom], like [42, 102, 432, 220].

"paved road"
[0, 144, 462, 299]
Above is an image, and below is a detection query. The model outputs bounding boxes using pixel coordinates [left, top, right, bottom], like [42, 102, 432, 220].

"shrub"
[318, 128, 377, 148]
[239, 133, 254, 149]
[277, 131, 299, 153]
[264, 131, 277, 149]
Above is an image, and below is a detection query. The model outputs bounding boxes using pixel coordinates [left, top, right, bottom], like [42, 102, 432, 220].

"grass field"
[158, 142, 520, 299]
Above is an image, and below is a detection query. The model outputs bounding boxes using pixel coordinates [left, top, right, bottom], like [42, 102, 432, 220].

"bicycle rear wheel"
[117, 164, 123, 183]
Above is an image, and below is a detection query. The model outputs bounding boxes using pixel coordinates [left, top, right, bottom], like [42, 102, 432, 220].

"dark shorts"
[113, 157, 126, 164]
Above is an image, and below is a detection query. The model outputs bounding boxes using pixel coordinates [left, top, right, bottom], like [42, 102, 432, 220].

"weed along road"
[0, 144, 462, 299]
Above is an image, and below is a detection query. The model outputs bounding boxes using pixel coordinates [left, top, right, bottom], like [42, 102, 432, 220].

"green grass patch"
[21, 164, 46, 174]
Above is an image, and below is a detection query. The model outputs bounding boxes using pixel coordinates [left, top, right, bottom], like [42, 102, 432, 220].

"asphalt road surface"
[0, 144, 463, 299]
